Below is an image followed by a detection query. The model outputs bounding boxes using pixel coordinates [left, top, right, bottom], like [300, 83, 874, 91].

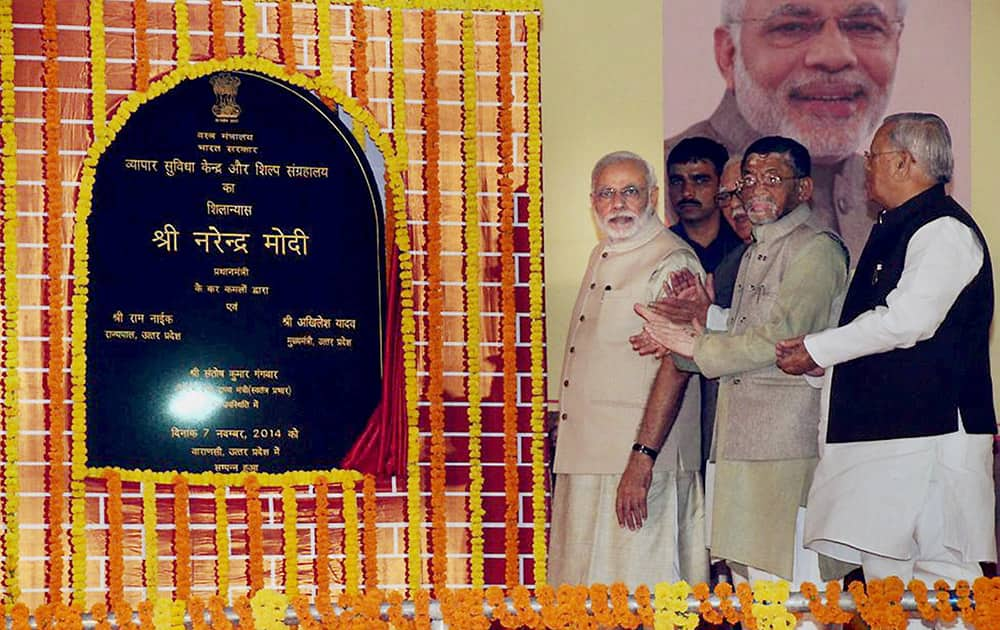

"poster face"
[83, 71, 386, 474]
[663, 0, 970, 261]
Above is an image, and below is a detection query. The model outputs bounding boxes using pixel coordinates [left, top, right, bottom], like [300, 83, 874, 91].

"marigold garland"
[208, 595, 234, 630]
[655, 581, 699, 630]
[250, 589, 287, 630]
[459, 9, 486, 591]
[90, 603, 110, 630]
[350, 1, 370, 145]
[973, 576, 1000, 629]
[233, 595, 254, 629]
[362, 475, 379, 588]
[213, 484, 230, 600]
[800, 580, 854, 625]
[112, 600, 137, 630]
[291, 595, 319, 630]
[588, 583, 612, 626]
[635, 583, 655, 628]
[280, 484, 299, 598]
[850, 578, 907, 630]
[316, 0, 333, 91]
[136, 601, 153, 630]
[387, 590, 412, 629]
[0, 0, 21, 607]
[909, 578, 936, 621]
[343, 478, 362, 594]
[716, 582, 741, 624]
[141, 481, 159, 600]
[495, 12, 521, 589]
[245, 475, 264, 594]
[134, 0, 150, 91]
[693, 580, 722, 625]
[934, 578, 958, 625]
[278, 0, 296, 74]
[749, 580, 797, 630]
[173, 475, 192, 600]
[389, 7, 408, 164]
[485, 587, 513, 628]
[524, 10, 548, 585]
[174, 0, 190, 66]
[511, 584, 541, 628]
[736, 581, 757, 630]
[389, 3, 421, 595]
[42, 0, 68, 603]
[241, 0, 259, 55]
[210, 0, 227, 60]
[89, 0, 106, 134]
[106, 471, 125, 607]
[956, 580, 974, 625]
[189, 597, 209, 630]
[421, 7, 448, 593]
[314, 476, 331, 600]
[11, 604, 29, 630]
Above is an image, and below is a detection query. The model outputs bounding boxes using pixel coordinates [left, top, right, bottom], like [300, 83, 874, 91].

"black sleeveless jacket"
[827, 184, 996, 443]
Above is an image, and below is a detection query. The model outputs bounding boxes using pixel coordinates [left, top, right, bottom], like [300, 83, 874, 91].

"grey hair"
[590, 151, 658, 191]
[720, 0, 909, 28]
[883, 112, 953, 184]
[719, 156, 743, 185]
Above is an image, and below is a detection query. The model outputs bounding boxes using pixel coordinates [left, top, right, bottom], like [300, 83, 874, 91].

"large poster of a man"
[663, 0, 970, 265]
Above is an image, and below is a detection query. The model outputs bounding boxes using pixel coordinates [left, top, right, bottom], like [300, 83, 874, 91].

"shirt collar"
[881, 183, 947, 222]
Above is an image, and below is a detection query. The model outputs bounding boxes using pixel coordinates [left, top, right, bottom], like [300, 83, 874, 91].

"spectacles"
[863, 149, 907, 161]
[733, 13, 903, 49]
[740, 173, 802, 189]
[714, 188, 742, 205]
[594, 185, 646, 202]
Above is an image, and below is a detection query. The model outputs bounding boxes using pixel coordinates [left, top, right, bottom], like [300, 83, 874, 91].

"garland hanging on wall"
[41, 0, 68, 603]
[524, 11, 548, 584]
[420, 7, 448, 592]
[496, 12, 520, 589]
[459, 9, 485, 590]
[0, 0, 21, 606]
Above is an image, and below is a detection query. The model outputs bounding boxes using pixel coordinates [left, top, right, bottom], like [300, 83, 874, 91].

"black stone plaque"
[83, 70, 386, 473]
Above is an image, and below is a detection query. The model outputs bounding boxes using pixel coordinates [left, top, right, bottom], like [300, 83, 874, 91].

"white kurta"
[549, 218, 709, 587]
[803, 217, 996, 566]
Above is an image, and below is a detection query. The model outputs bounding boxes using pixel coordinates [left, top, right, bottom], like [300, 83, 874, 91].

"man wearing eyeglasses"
[549, 151, 709, 589]
[776, 114, 995, 612]
[636, 136, 849, 602]
[665, 0, 905, 267]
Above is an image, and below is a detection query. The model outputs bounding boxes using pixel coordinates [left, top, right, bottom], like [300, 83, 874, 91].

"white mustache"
[606, 210, 639, 221]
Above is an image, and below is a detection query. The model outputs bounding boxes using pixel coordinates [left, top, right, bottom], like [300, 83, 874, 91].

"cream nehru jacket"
[553, 219, 703, 475]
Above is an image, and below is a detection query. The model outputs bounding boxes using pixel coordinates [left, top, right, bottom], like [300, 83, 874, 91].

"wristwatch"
[631, 442, 659, 461]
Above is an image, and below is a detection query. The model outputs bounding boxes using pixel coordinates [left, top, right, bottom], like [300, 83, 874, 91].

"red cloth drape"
[340, 188, 406, 478]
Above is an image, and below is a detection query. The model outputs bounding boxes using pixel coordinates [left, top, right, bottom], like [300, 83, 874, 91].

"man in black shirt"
[667, 137, 745, 273]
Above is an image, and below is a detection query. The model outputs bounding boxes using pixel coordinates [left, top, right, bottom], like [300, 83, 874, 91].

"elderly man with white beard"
[635, 138, 848, 622]
[664, 0, 905, 266]
[548, 151, 709, 588]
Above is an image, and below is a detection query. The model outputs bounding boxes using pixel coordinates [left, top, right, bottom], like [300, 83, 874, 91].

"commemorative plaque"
[83, 71, 386, 473]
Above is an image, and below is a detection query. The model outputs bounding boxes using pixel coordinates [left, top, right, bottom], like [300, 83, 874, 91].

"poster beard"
[731, 50, 892, 164]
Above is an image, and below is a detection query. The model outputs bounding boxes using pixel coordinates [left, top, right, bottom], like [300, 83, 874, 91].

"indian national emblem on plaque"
[210, 73, 242, 121]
